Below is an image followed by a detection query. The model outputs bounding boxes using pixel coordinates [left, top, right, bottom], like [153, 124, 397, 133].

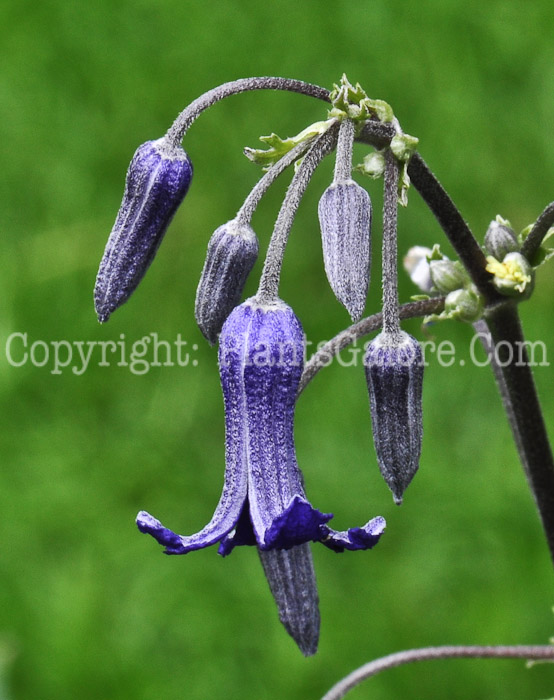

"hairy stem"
[406, 154, 501, 304]
[257, 125, 339, 304]
[521, 201, 554, 262]
[381, 150, 400, 335]
[166, 77, 330, 145]
[298, 297, 444, 395]
[320, 645, 554, 700]
[333, 119, 354, 182]
[482, 303, 554, 564]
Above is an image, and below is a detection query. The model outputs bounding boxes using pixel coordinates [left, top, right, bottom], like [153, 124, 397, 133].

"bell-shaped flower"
[195, 219, 259, 345]
[137, 297, 385, 556]
[94, 136, 193, 322]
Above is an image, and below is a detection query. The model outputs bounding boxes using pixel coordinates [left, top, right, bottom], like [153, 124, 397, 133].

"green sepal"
[244, 119, 334, 170]
[329, 74, 394, 123]
[410, 294, 432, 301]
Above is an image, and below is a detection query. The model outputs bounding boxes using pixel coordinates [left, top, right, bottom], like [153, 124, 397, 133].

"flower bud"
[486, 252, 534, 298]
[484, 219, 519, 260]
[318, 180, 372, 322]
[195, 220, 259, 345]
[364, 331, 423, 505]
[443, 288, 484, 322]
[403, 246, 433, 293]
[429, 259, 468, 294]
[94, 137, 193, 322]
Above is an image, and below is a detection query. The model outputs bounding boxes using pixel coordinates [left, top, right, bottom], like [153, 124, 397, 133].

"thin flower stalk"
[257, 125, 339, 304]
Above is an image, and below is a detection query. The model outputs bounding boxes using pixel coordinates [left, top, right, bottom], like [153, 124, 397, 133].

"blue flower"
[94, 137, 193, 323]
[137, 297, 385, 556]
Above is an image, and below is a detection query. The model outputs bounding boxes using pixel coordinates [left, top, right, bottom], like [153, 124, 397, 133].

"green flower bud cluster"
[403, 244, 484, 324]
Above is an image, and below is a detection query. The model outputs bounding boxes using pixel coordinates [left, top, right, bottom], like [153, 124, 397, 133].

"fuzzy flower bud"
[364, 331, 423, 505]
[94, 137, 193, 322]
[195, 220, 259, 345]
[318, 180, 372, 321]
[484, 219, 519, 260]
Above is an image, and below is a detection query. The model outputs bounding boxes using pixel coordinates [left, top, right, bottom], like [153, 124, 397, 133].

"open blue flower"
[137, 297, 385, 556]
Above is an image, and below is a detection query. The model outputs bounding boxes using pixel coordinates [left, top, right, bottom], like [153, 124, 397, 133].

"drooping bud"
[364, 331, 423, 505]
[195, 219, 259, 345]
[484, 219, 520, 260]
[403, 246, 433, 293]
[429, 259, 468, 294]
[94, 137, 193, 322]
[486, 252, 534, 298]
[318, 180, 372, 321]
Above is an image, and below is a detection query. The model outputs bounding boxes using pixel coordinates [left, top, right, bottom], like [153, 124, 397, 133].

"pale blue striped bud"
[318, 180, 372, 322]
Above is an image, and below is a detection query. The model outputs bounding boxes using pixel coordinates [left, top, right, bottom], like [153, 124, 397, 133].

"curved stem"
[298, 297, 445, 395]
[320, 645, 554, 700]
[406, 154, 501, 305]
[381, 150, 400, 335]
[236, 139, 314, 225]
[166, 77, 330, 145]
[257, 124, 339, 304]
[483, 303, 554, 564]
[521, 201, 554, 262]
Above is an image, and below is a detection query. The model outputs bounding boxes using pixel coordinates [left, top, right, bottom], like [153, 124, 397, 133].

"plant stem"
[521, 200, 554, 262]
[406, 154, 502, 304]
[333, 119, 354, 182]
[166, 77, 330, 145]
[320, 645, 554, 700]
[381, 150, 400, 335]
[482, 303, 554, 564]
[257, 125, 338, 304]
[297, 297, 445, 395]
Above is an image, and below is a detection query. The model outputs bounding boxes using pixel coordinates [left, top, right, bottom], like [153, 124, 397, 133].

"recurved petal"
[365, 331, 424, 504]
[318, 180, 372, 321]
[320, 515, 386, 553]
[95, 136, 193, 323]
[195, 220, 259, 345]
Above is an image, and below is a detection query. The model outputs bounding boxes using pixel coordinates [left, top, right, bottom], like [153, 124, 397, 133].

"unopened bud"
[484, 219, 519, 260]
[444, 288, 484, 322]
[429, 259, 468, 294]
[94, 137, 193, 323]
[195, 220, 259, 345]
[318, 180, 372, 321]
[364, 331, 423, 505]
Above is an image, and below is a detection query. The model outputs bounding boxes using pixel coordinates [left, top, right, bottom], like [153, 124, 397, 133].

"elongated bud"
[94, 137, 193, 322]
[195, 220, 259, 344]
[364, 331, 423, 505]
[318, 180, 372, 321]
[484, 219, 519, 260]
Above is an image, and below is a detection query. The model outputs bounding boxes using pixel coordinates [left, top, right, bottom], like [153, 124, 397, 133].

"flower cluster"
[94, 75, 427, 655]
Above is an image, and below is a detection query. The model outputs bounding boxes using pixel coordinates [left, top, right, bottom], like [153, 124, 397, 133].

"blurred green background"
[2, 0, 554, 698]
